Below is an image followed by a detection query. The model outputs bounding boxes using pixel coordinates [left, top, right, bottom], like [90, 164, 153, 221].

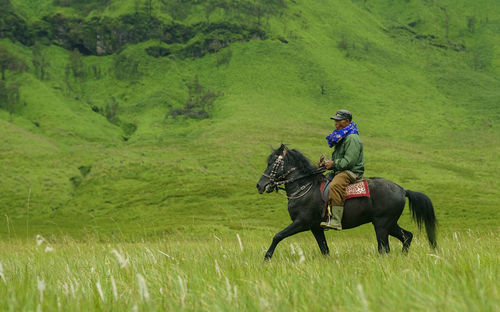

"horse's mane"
[269, 145, 318, 175]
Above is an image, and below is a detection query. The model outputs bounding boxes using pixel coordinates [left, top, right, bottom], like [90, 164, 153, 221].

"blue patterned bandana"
[325, 122, 359, 148]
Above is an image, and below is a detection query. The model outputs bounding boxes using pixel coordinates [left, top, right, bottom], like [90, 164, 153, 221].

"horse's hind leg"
[311, 227, 329, 256]
[389, 224, 413, 253]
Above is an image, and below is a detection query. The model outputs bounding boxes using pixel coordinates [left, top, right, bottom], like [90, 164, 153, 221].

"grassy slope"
[0, 0, 499, 241]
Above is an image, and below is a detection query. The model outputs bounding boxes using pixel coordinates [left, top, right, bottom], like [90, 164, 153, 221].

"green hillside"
[0, 0, 499, 240]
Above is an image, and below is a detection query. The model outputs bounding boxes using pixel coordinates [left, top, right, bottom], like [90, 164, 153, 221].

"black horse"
[256, 144, 437, 261]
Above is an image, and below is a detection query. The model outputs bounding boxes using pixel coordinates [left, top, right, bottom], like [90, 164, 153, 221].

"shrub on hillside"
[168, 74, 221, 120]
[0, 45, 27, 120]
[0, 45, 28, 81]
[94, 97, 137, 138]
[216, 46, 232, 68]
[145, 46, 171, 58]
[69, 48, 86, 80]
[112, 54, 141, 80]
[32, 42, 51, 81]
[0, 80, 21, 120]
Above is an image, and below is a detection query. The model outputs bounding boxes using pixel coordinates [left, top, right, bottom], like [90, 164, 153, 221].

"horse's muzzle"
[257, 182, 274, 194]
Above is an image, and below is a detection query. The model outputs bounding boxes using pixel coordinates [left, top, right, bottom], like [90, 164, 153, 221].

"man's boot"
[320, 205, 343, 230]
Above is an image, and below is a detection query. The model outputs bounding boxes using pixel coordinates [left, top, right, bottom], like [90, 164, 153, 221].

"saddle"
[320, 178, 370, 220]
[320, 179, 370, 202]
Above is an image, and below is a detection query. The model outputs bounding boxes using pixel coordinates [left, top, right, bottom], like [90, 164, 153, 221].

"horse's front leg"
[264, 221, 309, 261]
[311, 226, 329, 256]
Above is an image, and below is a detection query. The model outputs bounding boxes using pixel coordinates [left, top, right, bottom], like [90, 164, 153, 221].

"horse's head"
[257, 144, 289, 194]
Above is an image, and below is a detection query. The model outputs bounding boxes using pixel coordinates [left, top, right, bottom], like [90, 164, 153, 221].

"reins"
[261, 153, 327, 200]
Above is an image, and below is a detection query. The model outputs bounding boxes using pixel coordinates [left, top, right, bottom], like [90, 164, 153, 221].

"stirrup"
[320, 220, 342, 231]
[321, 214, 331, 231]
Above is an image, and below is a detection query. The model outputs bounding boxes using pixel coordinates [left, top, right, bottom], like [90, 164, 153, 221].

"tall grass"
[0, 0, 498, 239]
[0, 229, 497, 311]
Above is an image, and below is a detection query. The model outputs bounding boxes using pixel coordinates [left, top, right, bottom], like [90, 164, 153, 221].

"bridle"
[261, 152, 326, 200]
[261, 155, 297, 188]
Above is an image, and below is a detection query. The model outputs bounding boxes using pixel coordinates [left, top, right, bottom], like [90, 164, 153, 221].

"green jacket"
[331, 133, 364, 179]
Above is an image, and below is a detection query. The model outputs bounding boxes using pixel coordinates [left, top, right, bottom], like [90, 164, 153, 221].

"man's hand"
[318, 155, 325, 167]
[325, 160, 334, 170]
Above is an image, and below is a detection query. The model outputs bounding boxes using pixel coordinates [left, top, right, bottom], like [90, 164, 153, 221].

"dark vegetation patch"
[168, 74, 222, 120]
[145, 46, 171, 58]
[383, 25, 465, 52]
[70, 164, 92, 187]
[0, 0, 272, 59]
[78, 165, 92, 177]
[90, 96, 138, 138]
[336, 33, 391, 62]
[0, 44, 27, 119]
[69, 175, 82, 187]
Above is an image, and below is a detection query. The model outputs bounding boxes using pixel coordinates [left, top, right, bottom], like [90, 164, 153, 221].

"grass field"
[1, 0, 499, 310]
[0, 229, 498, 311]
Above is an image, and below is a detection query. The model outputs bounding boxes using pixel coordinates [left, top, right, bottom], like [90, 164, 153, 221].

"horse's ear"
[276, 144, 283, 155]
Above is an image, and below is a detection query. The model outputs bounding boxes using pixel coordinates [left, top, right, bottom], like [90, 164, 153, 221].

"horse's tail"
[405, 190, 437, 249]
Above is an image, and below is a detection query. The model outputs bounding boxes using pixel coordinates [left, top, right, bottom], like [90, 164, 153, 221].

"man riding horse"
[256, 114, 437, 260]
[320, 109, 364, 230]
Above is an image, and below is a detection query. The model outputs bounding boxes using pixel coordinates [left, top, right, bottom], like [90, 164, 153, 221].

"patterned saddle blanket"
[320, 179, 370, 202]
[345, 180, 370, 199]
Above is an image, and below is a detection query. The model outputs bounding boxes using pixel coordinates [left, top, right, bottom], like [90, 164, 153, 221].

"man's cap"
[330, 109, 352, 121]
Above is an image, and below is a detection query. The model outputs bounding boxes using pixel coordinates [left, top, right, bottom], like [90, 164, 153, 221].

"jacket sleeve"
[333, 135, 360, 171]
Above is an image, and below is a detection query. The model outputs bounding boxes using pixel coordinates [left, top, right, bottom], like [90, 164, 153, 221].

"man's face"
[335, 119, 350, 130]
